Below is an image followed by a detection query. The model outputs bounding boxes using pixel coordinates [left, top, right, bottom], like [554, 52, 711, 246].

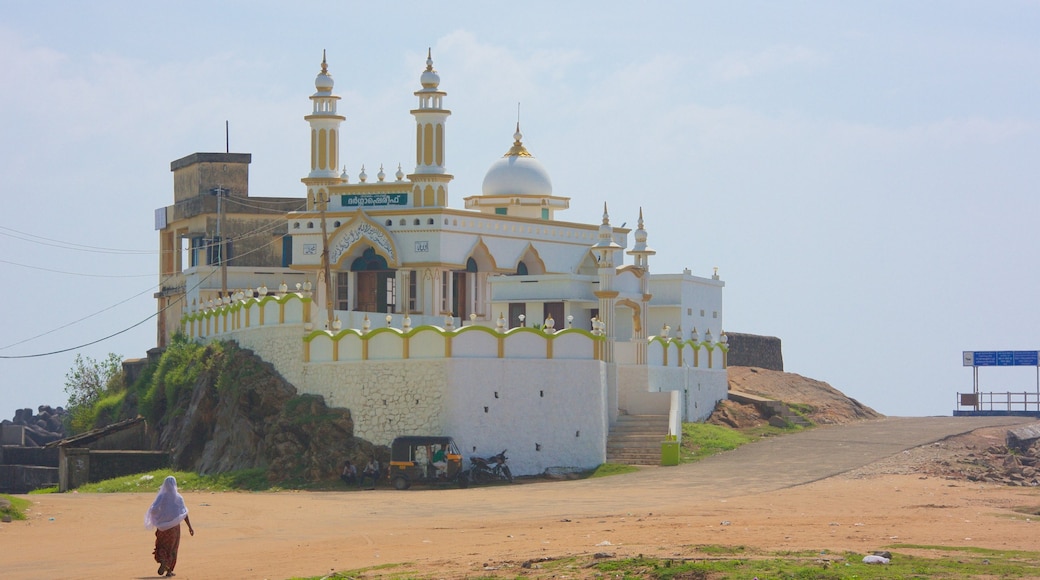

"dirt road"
[4, 416, 1036, 579]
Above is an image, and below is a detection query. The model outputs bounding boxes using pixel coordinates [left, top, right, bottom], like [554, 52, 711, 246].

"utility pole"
[318, 189, 334, 327]
[214, 185, 228, 298]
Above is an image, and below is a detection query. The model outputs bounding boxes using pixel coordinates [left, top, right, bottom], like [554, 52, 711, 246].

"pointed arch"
[514, 242, 547, 275]
[328, 209, 399, 269]
[465, 237, 498, 272]
[616, 298, 643, 335]
[577, 250, 599, 276]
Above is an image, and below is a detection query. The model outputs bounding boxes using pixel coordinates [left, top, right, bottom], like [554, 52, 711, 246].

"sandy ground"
[5, 420, 1040, 579]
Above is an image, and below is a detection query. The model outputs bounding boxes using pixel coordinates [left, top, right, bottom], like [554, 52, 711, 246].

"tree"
[64, 353, 123, 433]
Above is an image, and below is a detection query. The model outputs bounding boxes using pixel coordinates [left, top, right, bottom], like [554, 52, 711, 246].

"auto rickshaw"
[387, 436, 469, 490]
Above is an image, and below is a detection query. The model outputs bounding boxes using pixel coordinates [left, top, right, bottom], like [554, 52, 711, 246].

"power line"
[0, 226, 155, 255]
[0, 231, 295, 359]
[0, 280, 163, 351]
[0, 259, 155, 278]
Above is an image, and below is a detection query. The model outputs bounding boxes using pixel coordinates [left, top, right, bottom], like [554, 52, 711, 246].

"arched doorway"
[352, 247, 396, 313]
[450, 258, 478, 319]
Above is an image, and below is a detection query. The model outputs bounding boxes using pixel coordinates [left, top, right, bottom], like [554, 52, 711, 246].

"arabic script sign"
[341, 193, 408, 207]
[330, 221, 396, 265]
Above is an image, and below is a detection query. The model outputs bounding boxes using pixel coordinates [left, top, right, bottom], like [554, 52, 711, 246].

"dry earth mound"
[711, 366, 883, 428]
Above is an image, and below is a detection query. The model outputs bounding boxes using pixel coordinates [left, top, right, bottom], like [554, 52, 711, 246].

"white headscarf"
[144, 476, 189, 531]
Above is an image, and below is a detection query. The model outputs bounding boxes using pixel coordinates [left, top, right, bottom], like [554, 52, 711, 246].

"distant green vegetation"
[286, 546, 1040, 579]
[73, 469, 276, 493]
[680, 421, 800, 463]
[0, 494, 30, 520]
[138, 334, 222, 425]
[63, 334, 250, 434]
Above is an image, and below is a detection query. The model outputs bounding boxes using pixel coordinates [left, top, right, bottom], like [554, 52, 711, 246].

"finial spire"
[321, 49, 328, 74]
[425, 47, 434, 71]
[504, 120, 531, 157]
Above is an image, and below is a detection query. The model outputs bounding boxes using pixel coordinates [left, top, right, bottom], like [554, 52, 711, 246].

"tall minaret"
[626, 207, 655, 363]
[408, 49, 453, 208]
[302, 51, 345, 209]
[592, 203, 622, 363]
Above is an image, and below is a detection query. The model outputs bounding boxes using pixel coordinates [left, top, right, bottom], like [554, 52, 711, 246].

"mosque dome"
[481, 125, 553, 197]
[315, 54, 334, 93]
[420, 49, 441, 89]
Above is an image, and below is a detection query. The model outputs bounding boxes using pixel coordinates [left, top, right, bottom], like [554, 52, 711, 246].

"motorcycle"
[468, 449, 513, 484]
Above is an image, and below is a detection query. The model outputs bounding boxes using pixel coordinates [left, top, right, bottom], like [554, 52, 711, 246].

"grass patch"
[680, 423, 754, 462]
[586, 548, 1040, 580]
[680, 422, 798, 463]
[285, 547, 1040, 579]
[589, 463, 640, 478]
[74, 468, 276, 493]
[0, 494, 31, 520]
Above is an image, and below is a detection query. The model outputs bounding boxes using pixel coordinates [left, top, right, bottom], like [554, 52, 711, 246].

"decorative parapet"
[182, 297, 605, 363]
[181, 292, 313, 340]
[303, 325, 603, 363]
[646, 336, 728, 369]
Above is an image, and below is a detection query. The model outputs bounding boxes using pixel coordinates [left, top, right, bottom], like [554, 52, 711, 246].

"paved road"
[425, 415, 1037, 519]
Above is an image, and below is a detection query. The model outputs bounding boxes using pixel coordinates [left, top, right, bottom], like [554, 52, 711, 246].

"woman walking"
[144, 476, 195, 577]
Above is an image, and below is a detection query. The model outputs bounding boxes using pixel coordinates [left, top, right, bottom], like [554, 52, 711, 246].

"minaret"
[408, 48, 453, 208]
[302, 51, 345, 209]
[592, 203, 622, 363]
[626, 207, 656, 363]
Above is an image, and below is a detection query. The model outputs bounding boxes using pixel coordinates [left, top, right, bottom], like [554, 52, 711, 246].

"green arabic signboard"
[341, 193, 409, 207]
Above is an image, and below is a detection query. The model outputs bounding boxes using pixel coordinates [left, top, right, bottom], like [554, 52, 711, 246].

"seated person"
[431, 446, 447, 476]
[340, 460, 357, 485]
[358, 456, 381, 488]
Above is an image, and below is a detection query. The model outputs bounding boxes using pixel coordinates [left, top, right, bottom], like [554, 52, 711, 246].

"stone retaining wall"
[725, 332, 784, 371]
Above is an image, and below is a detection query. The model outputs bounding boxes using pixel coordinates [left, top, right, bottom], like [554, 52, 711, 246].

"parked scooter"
[468, 450, 513, 484]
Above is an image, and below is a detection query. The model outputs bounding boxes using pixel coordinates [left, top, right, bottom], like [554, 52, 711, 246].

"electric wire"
[0, 259, 155, 278]
[0, 231, 293, 359]
[0, 227, 155, 255]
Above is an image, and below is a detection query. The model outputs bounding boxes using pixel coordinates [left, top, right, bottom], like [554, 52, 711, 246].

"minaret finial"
[321, 49, 328, 74]
[602, 202, 610, 225]
[425, 47, 434, 71]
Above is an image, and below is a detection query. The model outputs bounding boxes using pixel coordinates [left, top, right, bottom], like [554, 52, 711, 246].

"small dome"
[315, 52, 334, 93]
[481, 125, 553, 197]
[420, 49, 440, 89]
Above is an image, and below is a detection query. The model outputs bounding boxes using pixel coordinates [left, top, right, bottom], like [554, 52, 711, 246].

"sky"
[1, 1, 1038, 418]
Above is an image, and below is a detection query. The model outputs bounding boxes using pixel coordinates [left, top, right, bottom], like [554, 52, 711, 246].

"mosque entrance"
[352, 247, 396, 313]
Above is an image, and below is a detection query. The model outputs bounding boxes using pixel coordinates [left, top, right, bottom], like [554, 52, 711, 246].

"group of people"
[340, 456, 382, 488]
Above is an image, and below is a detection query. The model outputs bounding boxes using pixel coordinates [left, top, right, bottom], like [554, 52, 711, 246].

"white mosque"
[156, 51, 729, 474]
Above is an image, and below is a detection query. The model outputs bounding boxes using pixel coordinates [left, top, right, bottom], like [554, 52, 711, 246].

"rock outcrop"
[155, 343, 382, 482]
[712, 366, 883, 428]
[2, 406, 67, 446]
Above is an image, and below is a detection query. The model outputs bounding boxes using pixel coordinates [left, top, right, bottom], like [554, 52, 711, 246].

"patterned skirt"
[153, 524, 182, 572]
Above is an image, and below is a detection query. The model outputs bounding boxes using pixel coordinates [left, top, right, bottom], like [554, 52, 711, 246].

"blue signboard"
[963, 350, 1039, 367]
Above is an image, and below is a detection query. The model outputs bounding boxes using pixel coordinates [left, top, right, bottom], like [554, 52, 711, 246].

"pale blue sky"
[1, 1, 1038, 417]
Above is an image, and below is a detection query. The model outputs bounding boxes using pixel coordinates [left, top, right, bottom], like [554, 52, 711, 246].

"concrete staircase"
[606, 414, 670, 465]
